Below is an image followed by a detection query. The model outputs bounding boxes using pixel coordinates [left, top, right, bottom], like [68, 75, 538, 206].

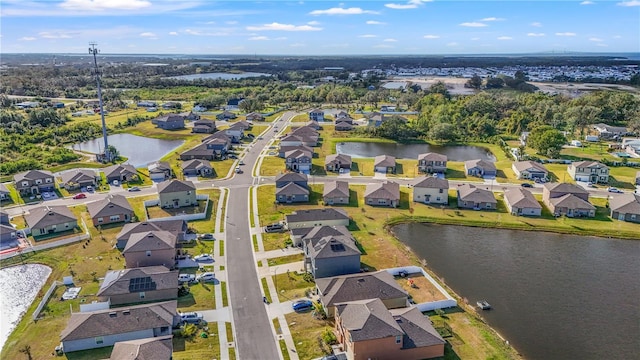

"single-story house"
[245, 112, 264, 121]
[59, 169, 99, 190]
[316, 270, 408, 317]
[512, 161, 549, 180]
[335, 121, 354, 131]
[285, 208, 350, 230]
[309, 108, 325, 122]
[216, 111, 237, 121]
[567, 161, 610, 184]
[592, 123, 628, 138]
[109, 336, 173, 360]
[504, 188, 542, 216]
[305, 234, 361, 278]
[13, 169, 55, 195]
[276, 183, 309, 204]
[161, 102, 180, 110]
[547, 194, 596, 218]
[25, 205, 78, 237]
[464, 159, 497, 178]
[374, 155, 396, 174]
[275, 172, 308, 188]
[122, 231, 177, 269]
[137, 101, 157, 108]
[323, 180, 350, 205]
[181, 159, 214, 177]
[60, 300, 177, 353]
[157, 180, 196, 209]
[456, 184, 497, 210]
[178, 111, 200, 121]
[279, 134, 318, 148]
[87, 194, 134, 227]
[412, 176, 449, 204]
[154, 114, 185, 130]
[97, 266, 178, 305]
[365, 181, 400, 208]
[116, 220, 187, 249]
[325, 154, 352, 172]
[335, 299, 445, 360]
[191, 119, 216, 134]
[147, 161, 172, 182]
[609, 193, 640, 223]
[417, 153, 447, 174]
[103, 164, 138, 184]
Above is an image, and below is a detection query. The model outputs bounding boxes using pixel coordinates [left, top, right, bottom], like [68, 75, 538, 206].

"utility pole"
[89, 43, 110, 162]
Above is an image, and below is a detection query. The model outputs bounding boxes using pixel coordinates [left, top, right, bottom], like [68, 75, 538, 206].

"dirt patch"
[396, 273, 448, 303]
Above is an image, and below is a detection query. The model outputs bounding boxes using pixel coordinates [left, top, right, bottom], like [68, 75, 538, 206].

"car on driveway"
[229, 154, 238, 159]
[86, 186, 94, 192]
[128, 186, 140, 192]
[180, 312, 203, 324]
[193, 254, 213, 262]
[198, 233, 215, 240]
[520, 183, 533, 188]
[72, 193, 87, 199]
[178, 273, 196, 284]
[264, 223, 285, 233]
[196, 272, 216, 282]
[607, 187, 623, 193]
[292, 299, 314, 312]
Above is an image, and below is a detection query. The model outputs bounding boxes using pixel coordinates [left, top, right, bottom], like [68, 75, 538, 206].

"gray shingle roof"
[25, 205, 76, 229]
[374, 155, 396, 168]
[86, 194, 133, 219]
[98, 266, 178, 297]
[14, 169, 54, 182]
[504, 188, 541, 209]
[276, 182, 309, 196]
[512, 160, 548, 174]
[302, 225, 350, 241]
[457, 184, 497, 204]
[316, 270, 408, 307]
[110, 336, 173, 360]
[325, 154, 352, 167]
[412, 176, 449, 189]
[157, 179, 195, 194]
[364, 181, 400, 201]
[123, 231, 177, 253]
[336, 298, 403, 342]
[464, 159, 496, 172]
[181, 159, 212, 171]
[609, 193, 640, 214]
[117, 220, 186, 243]
[323, 180, 350, 198]
[148, 161, 171, 173]
[307, 235, 361, 260]
[275, 172, 308, 184]
[571, 160, 608, 170]
[59, 169, 97, 185]
[0, 183, 9, 194]
[103, 164, 138, 179]
[543, 182, 589, 195]
[417, 152, 447, 162]
[549, 194, 595, 210]
[286, 208, 349, 223]
[390, 307, 446, 348]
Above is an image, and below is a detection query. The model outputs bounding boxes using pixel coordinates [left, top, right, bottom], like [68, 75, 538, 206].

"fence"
[32, 280, 61, 320]
[386, 266, 457, 311]
[144, 194, 210, 222]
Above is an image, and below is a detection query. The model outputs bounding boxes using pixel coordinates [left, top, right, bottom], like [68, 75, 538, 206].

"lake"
[392, 223, 640, 360]
[168, 72, 272, 81]
[0, 264, 52, 351]
[72, 134, 184, 167]
[336, 142, 495, 161]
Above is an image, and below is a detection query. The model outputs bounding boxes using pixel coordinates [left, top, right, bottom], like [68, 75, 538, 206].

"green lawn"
[177, 279, 216, 311]
[259, 156, 284, 176]
[273, 271, 315, 302]
[285, 312, 334, 360]
[172, 325, 221, 360]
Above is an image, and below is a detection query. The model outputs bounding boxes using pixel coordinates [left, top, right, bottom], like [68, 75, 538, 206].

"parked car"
[264, 223, 285, 233]
[128, 186, 140, 192]
[72, 193, 87, 199]
[180, 312, 203, 324]
[587, 182, 595, 188]
[239, 160, 245, 165]
[196, 272, 216, 282]
[607, 187, 623, 193]
[193, 254, 213, 262]
[198, 233, 215, 240]
[292, 299, 314, 312]
[247, 134, 255, 139]
[520, 183, 533, 188]
[112, 180, 119, 186]
[178, 273, 196, 283]
[86, 186, 94, 192]
[235, 166, 243, 174]
[229, 154, 238, 159]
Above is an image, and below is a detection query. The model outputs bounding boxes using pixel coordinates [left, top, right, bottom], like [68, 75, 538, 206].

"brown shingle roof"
[25, 205, 76, 229]
[543, 182, 589, 195]
[286, 208, 349, 223]
[336, 298, 403, 342]
[417, 152, 447, 162]
[504, 188, 542, 209]
[97, 266, 178, 297]
[59, 169, 97, 185]
[464, 159, 496, 172]
[512, 160, 548, 173]
[86, 194, 133, 219]
[157, 179, 195, 194]
[13, 169, 54, 183]
[609, 193, 640, 214]
[364, 181, 400, 201]
[103, 164, 138, 179]
[412, 176, 449, 189]
[390, 307, 446, 348]
[374, 155, 396, 168]
[316, 270, 408, 308]
[549, 194, 595, 210]
[323, 180, 350, 198]
[457, 184, 497, 204]
[123, 231, 177, 253]
[275, 172, 308, 183]
[325, 154, 352, 167]
[276, 182, 309, 196]
[117, 220, 186, 243]
[308, 235, 361, 260]
[109, 336, 173, 360]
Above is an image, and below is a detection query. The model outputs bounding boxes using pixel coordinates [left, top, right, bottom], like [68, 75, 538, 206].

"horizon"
[1, 0, 639, 55]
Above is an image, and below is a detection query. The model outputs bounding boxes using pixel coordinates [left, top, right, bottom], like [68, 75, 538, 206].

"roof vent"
[109, 312, 117, 317]
[123, 310, 131, 315]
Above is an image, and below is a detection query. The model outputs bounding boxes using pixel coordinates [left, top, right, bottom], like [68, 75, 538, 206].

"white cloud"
[19, 36, 37, 41]
[59, 0, 151, 11]
[617, 0, 640, 6]
[423, 34, 440, 39]
[497, 36, 512, 40]
[460, 22, 487, 27]
[169, 31, 178, 36]
[589, 37, 603, 42]
[39, 31, 73, 39]
[249, 36, 269, 41]
[307, 21, 320, 25]
[246, 23, 322, 31]
[309, 7, 378, 15]
[385, 0, 432, 10]
[580, 1, 594, 4]
[480, 17, 505, 21]
[527, 33, 545, 37]
[184, 29, 229, 36]
[366, 20, 385, 25]
[358, 34, 377, 38]
[139, 32, 157, 38]
[384, 38, 397, 42]
[446, 42, 459, 47]
[531, 22, 542, 27]
[556, 32, 576, 36]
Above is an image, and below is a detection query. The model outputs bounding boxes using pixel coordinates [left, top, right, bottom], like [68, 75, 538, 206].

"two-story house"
[304, 234, 361, 278]
[284, 148, 313, 174]
[116, 220, 187, 249]
[275, 173, 309, 204]
[122, 231, 177, 269]
[543, 182, 595, 217]
[417, 153, 447, 174]
[224, 123, 245, 143]
[412, 176, 449, 204]
[567, 161, 609, 184]
[309, 108, 324, 122]
[13, 169, 55, 195]
[191, 119, 216, 134]
[157, 180, 196, 209]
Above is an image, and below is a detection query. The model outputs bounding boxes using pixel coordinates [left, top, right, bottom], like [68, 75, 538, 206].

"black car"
[264, 223, 285, 233]
[521, 183, 533, 188]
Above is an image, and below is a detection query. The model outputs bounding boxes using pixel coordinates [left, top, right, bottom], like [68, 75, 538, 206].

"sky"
[1, 0, 639, 55]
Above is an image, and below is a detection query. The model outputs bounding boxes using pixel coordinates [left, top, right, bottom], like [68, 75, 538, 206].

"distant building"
[309, 108, 325, 122]
[153, 114, 185, 130]
[464, 159, 496, 178]
[567, 161, 609, 184]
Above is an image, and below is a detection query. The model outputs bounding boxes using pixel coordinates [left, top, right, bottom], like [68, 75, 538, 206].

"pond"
[71, 134, 184, 167]
[0, 264, 52, 351]
[392, 223, 640, 360]
[336, 142, 495, 161]
[168, 72, 272, 81]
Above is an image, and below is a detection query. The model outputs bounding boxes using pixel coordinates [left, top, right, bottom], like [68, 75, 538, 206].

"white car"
[607, 187, 623, 193]
[178, 274, 196, 283]
[193, 254, 213, 262]
[196, 272, 216, 282]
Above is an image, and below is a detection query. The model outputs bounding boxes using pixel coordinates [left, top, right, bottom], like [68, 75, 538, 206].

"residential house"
[0, 183, 9, 201]
[154, 114, 185, 130]
[323, 180, 350, 205]
[103, 164, 138, 184]
[504, 188, 542, 216]
[335, 121, 354, 131]
[191, 119, 216, 134]
[116, 220, 187, 249]
[216, 111, 237, 121]
[464, 159, 497, 178]
[161, 102, 180, 110]
[284, 148, 313, 174]
[279, 134, 318, 147]
[147, 161, 172, 182]
[25, 205, 78, 236]
[334, 110, 350, 121]
[325, 154, 352, 173]
[109, 336, 173, 360]
[225, 98, 244, 110]
[412, 176, 449, 204]
[245, 112, 264, 121]
[512, 161, 549, 180]
[304, 234, 361, 278]
[275, 172, 308, 188]
[367, 112, 385, 127]
[316, 271, 408, 316]
[224, 123, 245, 142]
[592, 123, 628, 139]
[157, 180, 196, 209]
[178, 111, 200, 121]
[335, 299, 445, 360]
[456, 184, 497, 210]
[417, 153, 447, 174]
[567, 161, 610, 184]
[374, 155, 396, 173]
[279, 145, 314, 158]
[292, 224, 350, 248]
[13, 169, 55, 195]
[276, 183, 309, 204]
[609, 193, 640, 223]
[122, 231, 177, 269]
[285, 208, 350, 230]
[181, 133, 231, 161]
[0, 210, 17, 245]
[97, 266, 178, 305]
[309, 108, 325, 122]
[365, 181, 400, 207]
[233, 120, 252, 130]
[87, 194, 134, 227]
[543, 183, 594, 217]
[624, 138, 640, 158]
[306, 120, 321, 130]
[59, 300, 177, 353]
[137, 101, 157, 108]
[181, 159, 214, 177]
[59, 169, 99, 190]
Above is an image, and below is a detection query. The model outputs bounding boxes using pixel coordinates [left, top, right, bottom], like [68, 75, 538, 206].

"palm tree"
[19, 345, 32, 360]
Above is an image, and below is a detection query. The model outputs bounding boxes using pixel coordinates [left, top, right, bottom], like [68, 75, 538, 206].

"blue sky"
[1, 0, 638, 55]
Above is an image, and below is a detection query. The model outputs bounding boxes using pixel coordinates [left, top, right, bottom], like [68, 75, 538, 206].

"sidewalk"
[212, 188, 230, 360]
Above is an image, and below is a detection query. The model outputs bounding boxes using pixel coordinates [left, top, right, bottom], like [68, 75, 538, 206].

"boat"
[477, 300, 491, 310]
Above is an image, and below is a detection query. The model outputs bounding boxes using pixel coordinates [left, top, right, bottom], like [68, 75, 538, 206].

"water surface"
[392, 223, 640, 360]
[336, 142, 495, 161]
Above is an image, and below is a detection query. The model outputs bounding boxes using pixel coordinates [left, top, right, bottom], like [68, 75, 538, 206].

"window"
[631, 214, 636, 220]
[139, 292, 145, 299]
[35, 179, 42, 184]
[109, 215, 120, 221]
[21, 181, 28, 187]
[146, 251, 152, 257]
[439, 189, 444, 193]
[486, 203, 492, 208]
[97, 217, 104, 223]
[436, 197, 441, 202]
[46, 178, 52, 183]
[396, 335, 402, 344]
[95, 337, 104, 345]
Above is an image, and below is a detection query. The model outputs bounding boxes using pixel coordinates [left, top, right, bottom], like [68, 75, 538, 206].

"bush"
[180, 323, 199, 338]
[322, 329, 337, 345]
[302, 272, 315, 282]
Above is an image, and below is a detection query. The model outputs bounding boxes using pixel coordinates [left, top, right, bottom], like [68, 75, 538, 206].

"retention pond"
[336, 142, 495, 161]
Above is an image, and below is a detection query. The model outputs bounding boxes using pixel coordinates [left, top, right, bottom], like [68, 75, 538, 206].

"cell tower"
[89, 42, 110, 162]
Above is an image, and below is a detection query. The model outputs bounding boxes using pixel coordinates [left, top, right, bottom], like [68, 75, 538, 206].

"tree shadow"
[351, 162, 360, 173]
[398, 191, 411, 210]
[608, 175, 634, 189]
[172, 337, 187, 352]
[446, 168, 466, 179]
[359, 261, 377, 272]
[395, 163, 404, 175]
[177, 293, 196, 308]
